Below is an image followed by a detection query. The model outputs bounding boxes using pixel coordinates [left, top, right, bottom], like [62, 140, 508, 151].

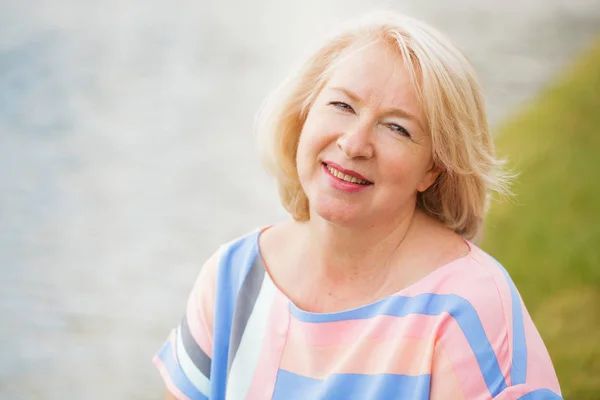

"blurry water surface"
[1, 0, 599, 398]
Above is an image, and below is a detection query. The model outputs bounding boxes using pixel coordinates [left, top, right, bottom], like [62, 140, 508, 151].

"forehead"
[324, 42, 421, 112]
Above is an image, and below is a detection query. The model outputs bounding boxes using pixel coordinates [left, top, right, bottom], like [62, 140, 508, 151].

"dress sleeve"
[429, 339, 563, 400]
[427, 255, 562, 400]
[153, 249, 220, 400]
[493, 385, 563, 399]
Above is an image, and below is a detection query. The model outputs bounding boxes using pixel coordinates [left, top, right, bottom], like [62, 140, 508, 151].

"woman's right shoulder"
[201, 225, 280, 285]
[198, 222, 299, 294]
[189, 227, 267, 310]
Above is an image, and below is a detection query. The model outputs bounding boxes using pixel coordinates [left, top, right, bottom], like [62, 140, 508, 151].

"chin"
[311, 197, 365, 226]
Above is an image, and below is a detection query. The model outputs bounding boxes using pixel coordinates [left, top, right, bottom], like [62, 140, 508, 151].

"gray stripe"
[180, 313, 212, 378]
[227, 255, 266, 374]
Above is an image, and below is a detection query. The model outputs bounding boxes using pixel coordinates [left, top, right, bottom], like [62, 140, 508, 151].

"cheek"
[378, 148, 431, 188]
[297, 112, 337, 160]
[295, 119, 322, 181]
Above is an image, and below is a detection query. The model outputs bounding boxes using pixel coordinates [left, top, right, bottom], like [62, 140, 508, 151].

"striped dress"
[153, 229, 562, 399]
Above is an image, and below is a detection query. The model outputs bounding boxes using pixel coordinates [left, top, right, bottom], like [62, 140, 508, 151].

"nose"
[336, 121, 374, 160]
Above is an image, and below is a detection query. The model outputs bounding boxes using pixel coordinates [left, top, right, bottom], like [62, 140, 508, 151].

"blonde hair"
[256, 11, 511, 239]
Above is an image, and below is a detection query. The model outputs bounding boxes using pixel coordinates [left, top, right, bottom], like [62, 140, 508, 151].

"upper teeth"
[326, 165, 370, 185]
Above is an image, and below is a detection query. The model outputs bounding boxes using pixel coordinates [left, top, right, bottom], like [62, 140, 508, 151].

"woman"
[154, 11, 562, 400]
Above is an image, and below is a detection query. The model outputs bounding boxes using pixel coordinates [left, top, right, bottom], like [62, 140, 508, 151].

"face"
[296, 41, 440, 227]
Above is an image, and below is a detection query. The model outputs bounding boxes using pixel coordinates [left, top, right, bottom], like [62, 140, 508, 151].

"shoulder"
[452, 243, 519, 331]
[404, 242, 517, 380]
[203, 227, 267, 289]
[417, 243, 518, 343]
[424, 245, 561, 397]
[411, 241, 518, 315]
[406, 216, 514, 321]
[188, 228, 263, 307]
[410, 245, 514, 396]
[196, 228, 263, 281]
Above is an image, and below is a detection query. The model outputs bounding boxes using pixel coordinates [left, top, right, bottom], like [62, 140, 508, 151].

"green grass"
[482, 37, 600, 399]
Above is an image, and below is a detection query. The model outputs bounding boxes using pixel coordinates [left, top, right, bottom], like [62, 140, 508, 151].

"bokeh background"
[1, 0, 599, 399]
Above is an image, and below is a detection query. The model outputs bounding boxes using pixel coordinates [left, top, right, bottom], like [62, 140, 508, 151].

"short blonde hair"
[256, 11, 511, 239]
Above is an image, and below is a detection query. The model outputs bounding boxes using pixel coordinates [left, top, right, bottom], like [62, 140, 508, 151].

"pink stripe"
[168, 331, 179, 362]
[281, 336, 432, 378]
[153, 355, 192, 400]
[522, 310, 561, 392]
[492, 385, 561, 399]
[436, 319, 491, 399]
[469, 246, 515, 385]
[183, 250, 219, 358]
[199, 258, 217, 327]
[429, 345, 467, 400]
[244, 290, 291, 400]
[289, 312, 490, 398]
[186, 290, 213, 358]
[288, 313, 439, 346]
[400, 246, 512, 383]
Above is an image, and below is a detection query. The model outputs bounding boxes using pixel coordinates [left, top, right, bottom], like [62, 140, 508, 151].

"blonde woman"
[154, 11, 561, 400]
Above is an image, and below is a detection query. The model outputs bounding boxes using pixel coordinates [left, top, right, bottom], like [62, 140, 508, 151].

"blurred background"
[0, 0, 599, 399]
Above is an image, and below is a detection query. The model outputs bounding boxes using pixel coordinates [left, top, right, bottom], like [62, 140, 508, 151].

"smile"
[324, 163, 372, 185]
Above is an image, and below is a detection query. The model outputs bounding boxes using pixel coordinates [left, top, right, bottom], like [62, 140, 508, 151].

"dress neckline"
[254, 225, 474, 319]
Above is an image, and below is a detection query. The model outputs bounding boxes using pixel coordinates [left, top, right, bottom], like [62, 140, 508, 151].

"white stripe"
[226, 274, 277, 400]
[176, 326, 211, 396]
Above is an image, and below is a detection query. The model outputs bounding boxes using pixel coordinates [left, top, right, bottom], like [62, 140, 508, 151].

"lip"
[321, 163, 373, 194]
[323, 161, 371, 182]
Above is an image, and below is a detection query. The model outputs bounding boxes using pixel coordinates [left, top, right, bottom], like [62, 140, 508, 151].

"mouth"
[323, 162, 373, 185]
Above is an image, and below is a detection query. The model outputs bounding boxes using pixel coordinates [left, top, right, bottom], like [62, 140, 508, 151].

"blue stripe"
[272, 369, 431, 400]
[290, 292, 508, 396]
[211, 231, 261, 399]
[156, 339, 209, 400]
[518, 388, 563, 399]
[493, 258, 528, 385]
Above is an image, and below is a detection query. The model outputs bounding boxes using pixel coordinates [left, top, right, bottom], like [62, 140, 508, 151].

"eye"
[388, 123, 411, 138]
[329, 101, 355, 113]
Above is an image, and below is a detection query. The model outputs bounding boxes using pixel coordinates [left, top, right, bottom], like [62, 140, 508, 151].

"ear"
[417, 164, 442, 193]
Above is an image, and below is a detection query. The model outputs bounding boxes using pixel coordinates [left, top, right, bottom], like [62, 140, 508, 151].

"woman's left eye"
[388, 123, 411, 137]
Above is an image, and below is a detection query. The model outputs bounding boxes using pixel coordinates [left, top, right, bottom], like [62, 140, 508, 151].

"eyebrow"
[329, 86, 425, 131]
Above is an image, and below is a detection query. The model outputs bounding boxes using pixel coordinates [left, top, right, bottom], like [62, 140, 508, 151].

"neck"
[301, 207, 419, 288]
